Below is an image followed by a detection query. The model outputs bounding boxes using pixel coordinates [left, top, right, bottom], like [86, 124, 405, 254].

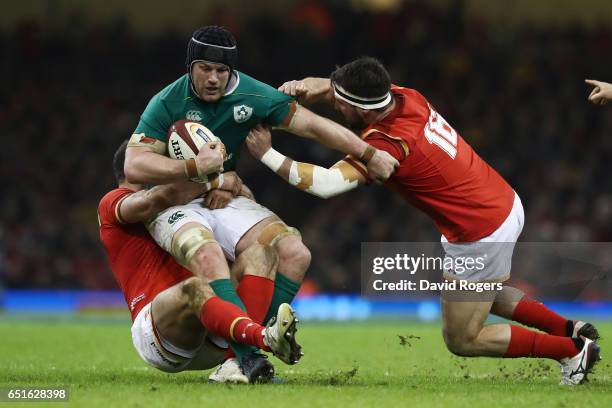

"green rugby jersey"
[134, 72, 295, 171]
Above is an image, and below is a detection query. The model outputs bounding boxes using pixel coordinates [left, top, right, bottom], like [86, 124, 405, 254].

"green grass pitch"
[0, 316, 610, 407]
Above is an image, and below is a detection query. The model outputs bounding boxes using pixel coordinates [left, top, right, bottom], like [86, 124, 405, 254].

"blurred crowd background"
[1, 0, 611, 294]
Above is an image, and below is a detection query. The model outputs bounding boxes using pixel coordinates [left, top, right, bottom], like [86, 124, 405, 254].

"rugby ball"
[167, 120, 225, 182]
[167, 120, 221, 160]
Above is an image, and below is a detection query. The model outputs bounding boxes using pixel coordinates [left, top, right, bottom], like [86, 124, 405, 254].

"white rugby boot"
[559, 336, 601, 385]
[208, 358, 249, 384]
[263, 303, 303, 365]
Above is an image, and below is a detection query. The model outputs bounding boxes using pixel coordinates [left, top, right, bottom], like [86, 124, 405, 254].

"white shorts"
[146, 196, 275, 262]
[131, 302, 226, 373]
[441, 192, 524, 282]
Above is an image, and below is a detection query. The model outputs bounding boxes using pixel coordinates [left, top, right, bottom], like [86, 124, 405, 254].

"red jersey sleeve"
[364, 133, 407, 161]
[98, 188, 135, 227]
[343, 131, 407, 182]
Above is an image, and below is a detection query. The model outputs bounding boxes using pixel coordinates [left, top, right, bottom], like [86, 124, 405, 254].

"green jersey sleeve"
[133, 94, 173, 141]
[256, 83, 295, 126]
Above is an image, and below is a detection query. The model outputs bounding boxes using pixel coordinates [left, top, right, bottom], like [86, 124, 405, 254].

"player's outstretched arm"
[278, 78, 334, 106]
[247, 125, 366, 199]
[280, 104, 398, 183]
[117, 181, 207, 224]
[585, 79, 612, 105]
[119, 170, 238, 222]
[124, 142, 224, 185]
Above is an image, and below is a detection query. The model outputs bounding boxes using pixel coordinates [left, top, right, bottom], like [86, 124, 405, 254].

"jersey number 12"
[424, 106, 458, 159]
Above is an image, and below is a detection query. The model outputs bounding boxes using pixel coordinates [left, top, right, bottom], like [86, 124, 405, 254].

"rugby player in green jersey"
[123, 26, 399, 383]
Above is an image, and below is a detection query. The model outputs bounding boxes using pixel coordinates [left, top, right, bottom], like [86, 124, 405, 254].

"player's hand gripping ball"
[167, 120, 227, 182]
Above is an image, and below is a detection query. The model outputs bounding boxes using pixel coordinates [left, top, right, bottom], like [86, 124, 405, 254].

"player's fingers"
[588, 87, 600, 100]
[585, 79, 601, 87]
[279, 81, 295, 95]
[296, 81, 308, 95]
[278, 82, 291, 93]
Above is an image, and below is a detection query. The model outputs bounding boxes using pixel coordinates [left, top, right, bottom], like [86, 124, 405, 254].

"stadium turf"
[0, 316, 610, 407]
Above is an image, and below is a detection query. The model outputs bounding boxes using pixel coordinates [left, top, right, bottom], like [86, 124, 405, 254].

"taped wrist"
[360, 145, 376, 163]
[185, 158, 199, 179]
[205, 173, 224, 190]
[261, 149, 287, 172]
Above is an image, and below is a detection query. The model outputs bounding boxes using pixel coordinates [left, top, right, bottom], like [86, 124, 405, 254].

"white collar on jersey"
[224, 70, 240, 96]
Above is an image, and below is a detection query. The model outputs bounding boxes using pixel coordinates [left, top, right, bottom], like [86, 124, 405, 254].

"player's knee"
[277, 237, 311, 280]
[179, 276, 215, 313]
[442, 328, 478, 357]
[239, 243, 279, 280]
[190, 244, 229, 281]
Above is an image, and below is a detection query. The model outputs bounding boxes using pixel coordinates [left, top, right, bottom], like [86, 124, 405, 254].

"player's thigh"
[130, 302, 190, 373]
[235, 215, 280, 254]
[151, 278, 212, 351]
[146, 199, 214, 254]
[208, 196, 277, 261]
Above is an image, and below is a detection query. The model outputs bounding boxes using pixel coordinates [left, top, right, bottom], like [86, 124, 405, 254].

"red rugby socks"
[511, 296, 570, 336]
[504, 325, 580, 360]
[200, 296, 269, 351]
[237, 275, 275, 324]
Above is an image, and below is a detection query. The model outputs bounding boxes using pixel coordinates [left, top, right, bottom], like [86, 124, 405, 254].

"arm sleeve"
[97, 189, 133, 227]
[343, 132, 407, 181]
[133, 94, 173, 141]
[260, 85, 297, 126]
[364, 134, 406, 161]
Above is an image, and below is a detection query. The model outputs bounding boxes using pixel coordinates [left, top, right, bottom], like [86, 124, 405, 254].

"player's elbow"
[123, 150, 146, 184]
[308, 178, 344, 199]
[311, 188, 336, 199]
[123, 165, 141, 184]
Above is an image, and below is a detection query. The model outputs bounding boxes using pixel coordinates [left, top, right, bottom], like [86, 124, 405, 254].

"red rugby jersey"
[346, 86, 515, 242]
[98, 188, 193, 320]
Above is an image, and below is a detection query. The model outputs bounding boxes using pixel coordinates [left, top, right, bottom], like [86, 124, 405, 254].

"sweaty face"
[191, 61, 230, 102]
[334, 98, 366, 129]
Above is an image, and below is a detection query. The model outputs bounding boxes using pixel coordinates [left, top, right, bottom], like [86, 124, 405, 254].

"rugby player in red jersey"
[247, 57, 601, 385]
[98, 141, 302, 384]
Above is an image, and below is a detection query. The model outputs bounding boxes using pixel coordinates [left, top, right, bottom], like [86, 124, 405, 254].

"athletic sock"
[200, 296, 269, 351]
[237, 275, 275, 324]
[504, 325, 581, 360]
[511, 296, 570, 336]
[263, 273, 301, 325]
[209, 279, 247, 311]
[208, 279, 259, 358]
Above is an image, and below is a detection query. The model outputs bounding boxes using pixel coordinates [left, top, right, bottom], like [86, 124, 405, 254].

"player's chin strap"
[259, 148, 361, 199]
